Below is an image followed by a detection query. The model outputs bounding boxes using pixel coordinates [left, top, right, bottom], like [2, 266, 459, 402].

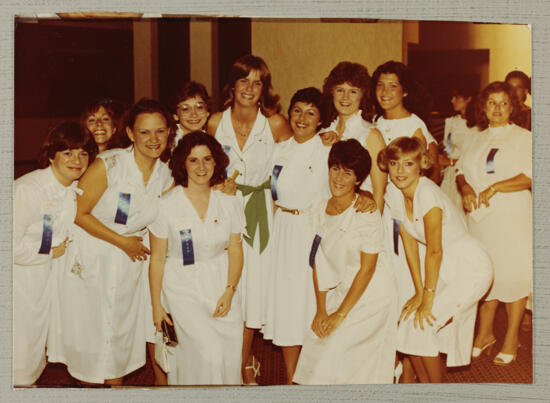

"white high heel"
[393, 361, 403, 384]
[471, 339, 496, 358]
[243, 356, 261, 385]
[493, 351, 516, 366]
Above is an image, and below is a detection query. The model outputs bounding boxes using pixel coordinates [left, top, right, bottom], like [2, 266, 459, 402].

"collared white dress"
[262, 135, 331, 346]
[148, 187, 245, 385]
[387, 177, 493, 367]
[375, 113, 437, 309]
[457, 124, 532, 302]
[54, 147, 172, 383]
[215, 108, 275, 329]
[13, 167, 79, 385]
[293, 200, 398, 384]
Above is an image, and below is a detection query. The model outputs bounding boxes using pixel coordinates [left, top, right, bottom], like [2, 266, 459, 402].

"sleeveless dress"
[54, 147, 172, 383]
[262, 135, 331, 346]
[214, 108, 275, 329]
[13, 167, 80, 385]
[387, 177, 493, 366]
[149, 188, 245, 385]
[293, 200, 398, 384]
[457, 124, 532, 302]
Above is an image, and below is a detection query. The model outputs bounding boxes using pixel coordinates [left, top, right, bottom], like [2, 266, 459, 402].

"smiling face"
[484, 91, 513, 127]
[233, 69, 263, 107]
[85, 106, 116, 150]
[50, 148, 90, 186]
[126, 112, 170, 161]
[332, 82, 363, 119]
[387, 155, 421, 193]
[289, 101, 321, 142]
[173, 96, 209, 134]
[185, 145, 215, 187]
[451, 95, 471, 116]
[329, 164, 359, 198]
[376, 73, 406, 113]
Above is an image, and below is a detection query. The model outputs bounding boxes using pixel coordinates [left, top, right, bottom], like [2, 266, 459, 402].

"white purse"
[154, 335, 174, 373]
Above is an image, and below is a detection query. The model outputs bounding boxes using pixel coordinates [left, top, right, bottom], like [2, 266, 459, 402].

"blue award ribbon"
[114, 192, 131, 224]
[393, 219, 400, 255]
[309, 234, 322, 268]
[486, 148, 498, 174]
[222, 145, 231, 176]
[179, 229, 195, 266]
[38, 214, 54, 254]
[445, 132, 452, 156]
[270, 165, 283, 201]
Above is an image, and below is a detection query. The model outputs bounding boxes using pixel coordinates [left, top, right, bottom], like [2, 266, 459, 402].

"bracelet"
[226, 284, 236, 292]
[423, 287, 436, 293]
[336, 312, 347, 319]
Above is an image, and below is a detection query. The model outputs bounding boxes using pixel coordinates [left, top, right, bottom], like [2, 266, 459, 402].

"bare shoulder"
[206, 112, 223, 135]
[268, 113, 293, 142]
[366, 127, 386, 148]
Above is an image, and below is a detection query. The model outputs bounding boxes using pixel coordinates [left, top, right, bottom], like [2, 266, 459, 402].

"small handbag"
[161, 313, 178, 347]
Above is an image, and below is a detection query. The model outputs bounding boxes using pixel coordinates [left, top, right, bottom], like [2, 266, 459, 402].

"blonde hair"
[377, 137, 433, 175]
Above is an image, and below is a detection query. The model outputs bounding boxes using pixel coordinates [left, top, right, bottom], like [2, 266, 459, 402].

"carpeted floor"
[34, 304, 532, 387]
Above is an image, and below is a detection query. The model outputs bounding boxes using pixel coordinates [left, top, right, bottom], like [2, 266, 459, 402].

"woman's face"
[484, 91, 513, 127]
[126, 112, 170, 161]
[233, 69, 263, 107]
[332, 82, 363, 118]
[506, 77, 528, 104]
[50, 148, 90, 186]
[173, 96, 209, 134]
[185, 145, 215, 187]
[329, 164, 359, 198]
[387, 155, 421, 192]
[85, 106, 116, 149]
[289, 101, 321, 142]
[376, 73, 406, 113]
[451, 95, 471, 115]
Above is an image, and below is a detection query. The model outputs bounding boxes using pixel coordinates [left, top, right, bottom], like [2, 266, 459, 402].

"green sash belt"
[237, 179, 270, 253]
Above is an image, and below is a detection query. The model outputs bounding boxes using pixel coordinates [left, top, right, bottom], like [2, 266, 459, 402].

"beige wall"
[251, 20, 403, 115]
[189, 19, 214, 96]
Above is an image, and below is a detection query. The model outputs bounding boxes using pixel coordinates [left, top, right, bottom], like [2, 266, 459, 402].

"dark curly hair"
[221, 54, 281, 117]
[321, 61, 373, 128]
[38, 121, 98, 168]
[169, 80, 212, 115]
[169, 131, 229, 187]
[371, 61, 432, 123]
[328, 139, 372, 192]
[474, 81, 521, 131]
[287, 87, 323, 119]
[80, 97, 126, 151]
[122, 98, 177, 162]
[505, 70, 531, 95]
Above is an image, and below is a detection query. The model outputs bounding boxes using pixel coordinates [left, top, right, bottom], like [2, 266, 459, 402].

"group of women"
[14, 53, 532, 386]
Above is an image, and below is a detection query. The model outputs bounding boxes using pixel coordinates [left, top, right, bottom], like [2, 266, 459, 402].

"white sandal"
[243, 356, 261, 385]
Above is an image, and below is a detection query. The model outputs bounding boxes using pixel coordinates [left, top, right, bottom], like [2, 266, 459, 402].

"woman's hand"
[51, 237, 70, 259]
[460, 184, 478, 213]
[311, 310, 329, 338]
[213, 288, 234, 318]
[478, 185, 497, 208]
[320, 131, 340, 146]
[400, 292, 423, 322]
[213, 177, 238, 196]
[355, 190, 377, 213]
[413, 292, 437, 330]
[321, 312, 345, 338]
[120, 235, 150, 262]
[152, 303, 172, 333]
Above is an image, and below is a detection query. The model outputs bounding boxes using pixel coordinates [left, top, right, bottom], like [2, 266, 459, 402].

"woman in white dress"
[456, 81, 532, 366]
[149, 132, 245, 385]
[207, 54, 292, 384]
[378, 137, 492, 382]
[293, 139, 398, 385]
[14, 122, 96, 386]
[319, 61, 387, 212]
[65, 99, 174, 385]
[170, 81, 210, 147]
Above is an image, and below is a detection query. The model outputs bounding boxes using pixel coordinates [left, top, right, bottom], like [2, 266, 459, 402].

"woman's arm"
[399, 224, 424, 320]
[365, 128, 388, 213]
[206, 111, 223, 136]
[213, 232, 243, 317]
[268, 113, 293, 143]
[412, 128, 440, 184]
[311, 264, 329, 338]
[456, 173, 478, 212]
[149, 231, 171, 331]
[478, 173, 532, 208]
[75, 158, 150, 261]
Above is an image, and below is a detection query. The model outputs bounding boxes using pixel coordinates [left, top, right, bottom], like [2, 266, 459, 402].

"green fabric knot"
[237, 179, 271, 254]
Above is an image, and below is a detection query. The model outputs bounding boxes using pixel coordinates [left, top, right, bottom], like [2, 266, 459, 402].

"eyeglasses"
[177, 103, 208, 117]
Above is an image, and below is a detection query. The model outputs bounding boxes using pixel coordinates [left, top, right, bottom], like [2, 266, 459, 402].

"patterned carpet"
[34, 304, 532, 387]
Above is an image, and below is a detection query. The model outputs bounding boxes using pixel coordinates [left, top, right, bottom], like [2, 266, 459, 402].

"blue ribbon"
[445, 132, 452, 156]
[38, 214, 53, 254]
[270, 165, 283, 201]
[179, 229, 195, 266]
[486, 148, 498, 174]
[309, 234, 322, 269]
[114, 192, 131, 225]
[223, 145, 231, 176]
[393, 219, 400, 255]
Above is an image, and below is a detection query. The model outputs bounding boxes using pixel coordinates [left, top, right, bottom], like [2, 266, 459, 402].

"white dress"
[387, 177, 493, 367]
[293, 200, 398, 384]
[215, 108, 275, 328]
[457, 124, 532, 302]
[55, 147, 172, 383]
[439, 115, 478, 215]
[13, 167, 79, 385]
[375, 113, 437, 309]
[262, 135, 331, 346]
[148, 188, 245, 385]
